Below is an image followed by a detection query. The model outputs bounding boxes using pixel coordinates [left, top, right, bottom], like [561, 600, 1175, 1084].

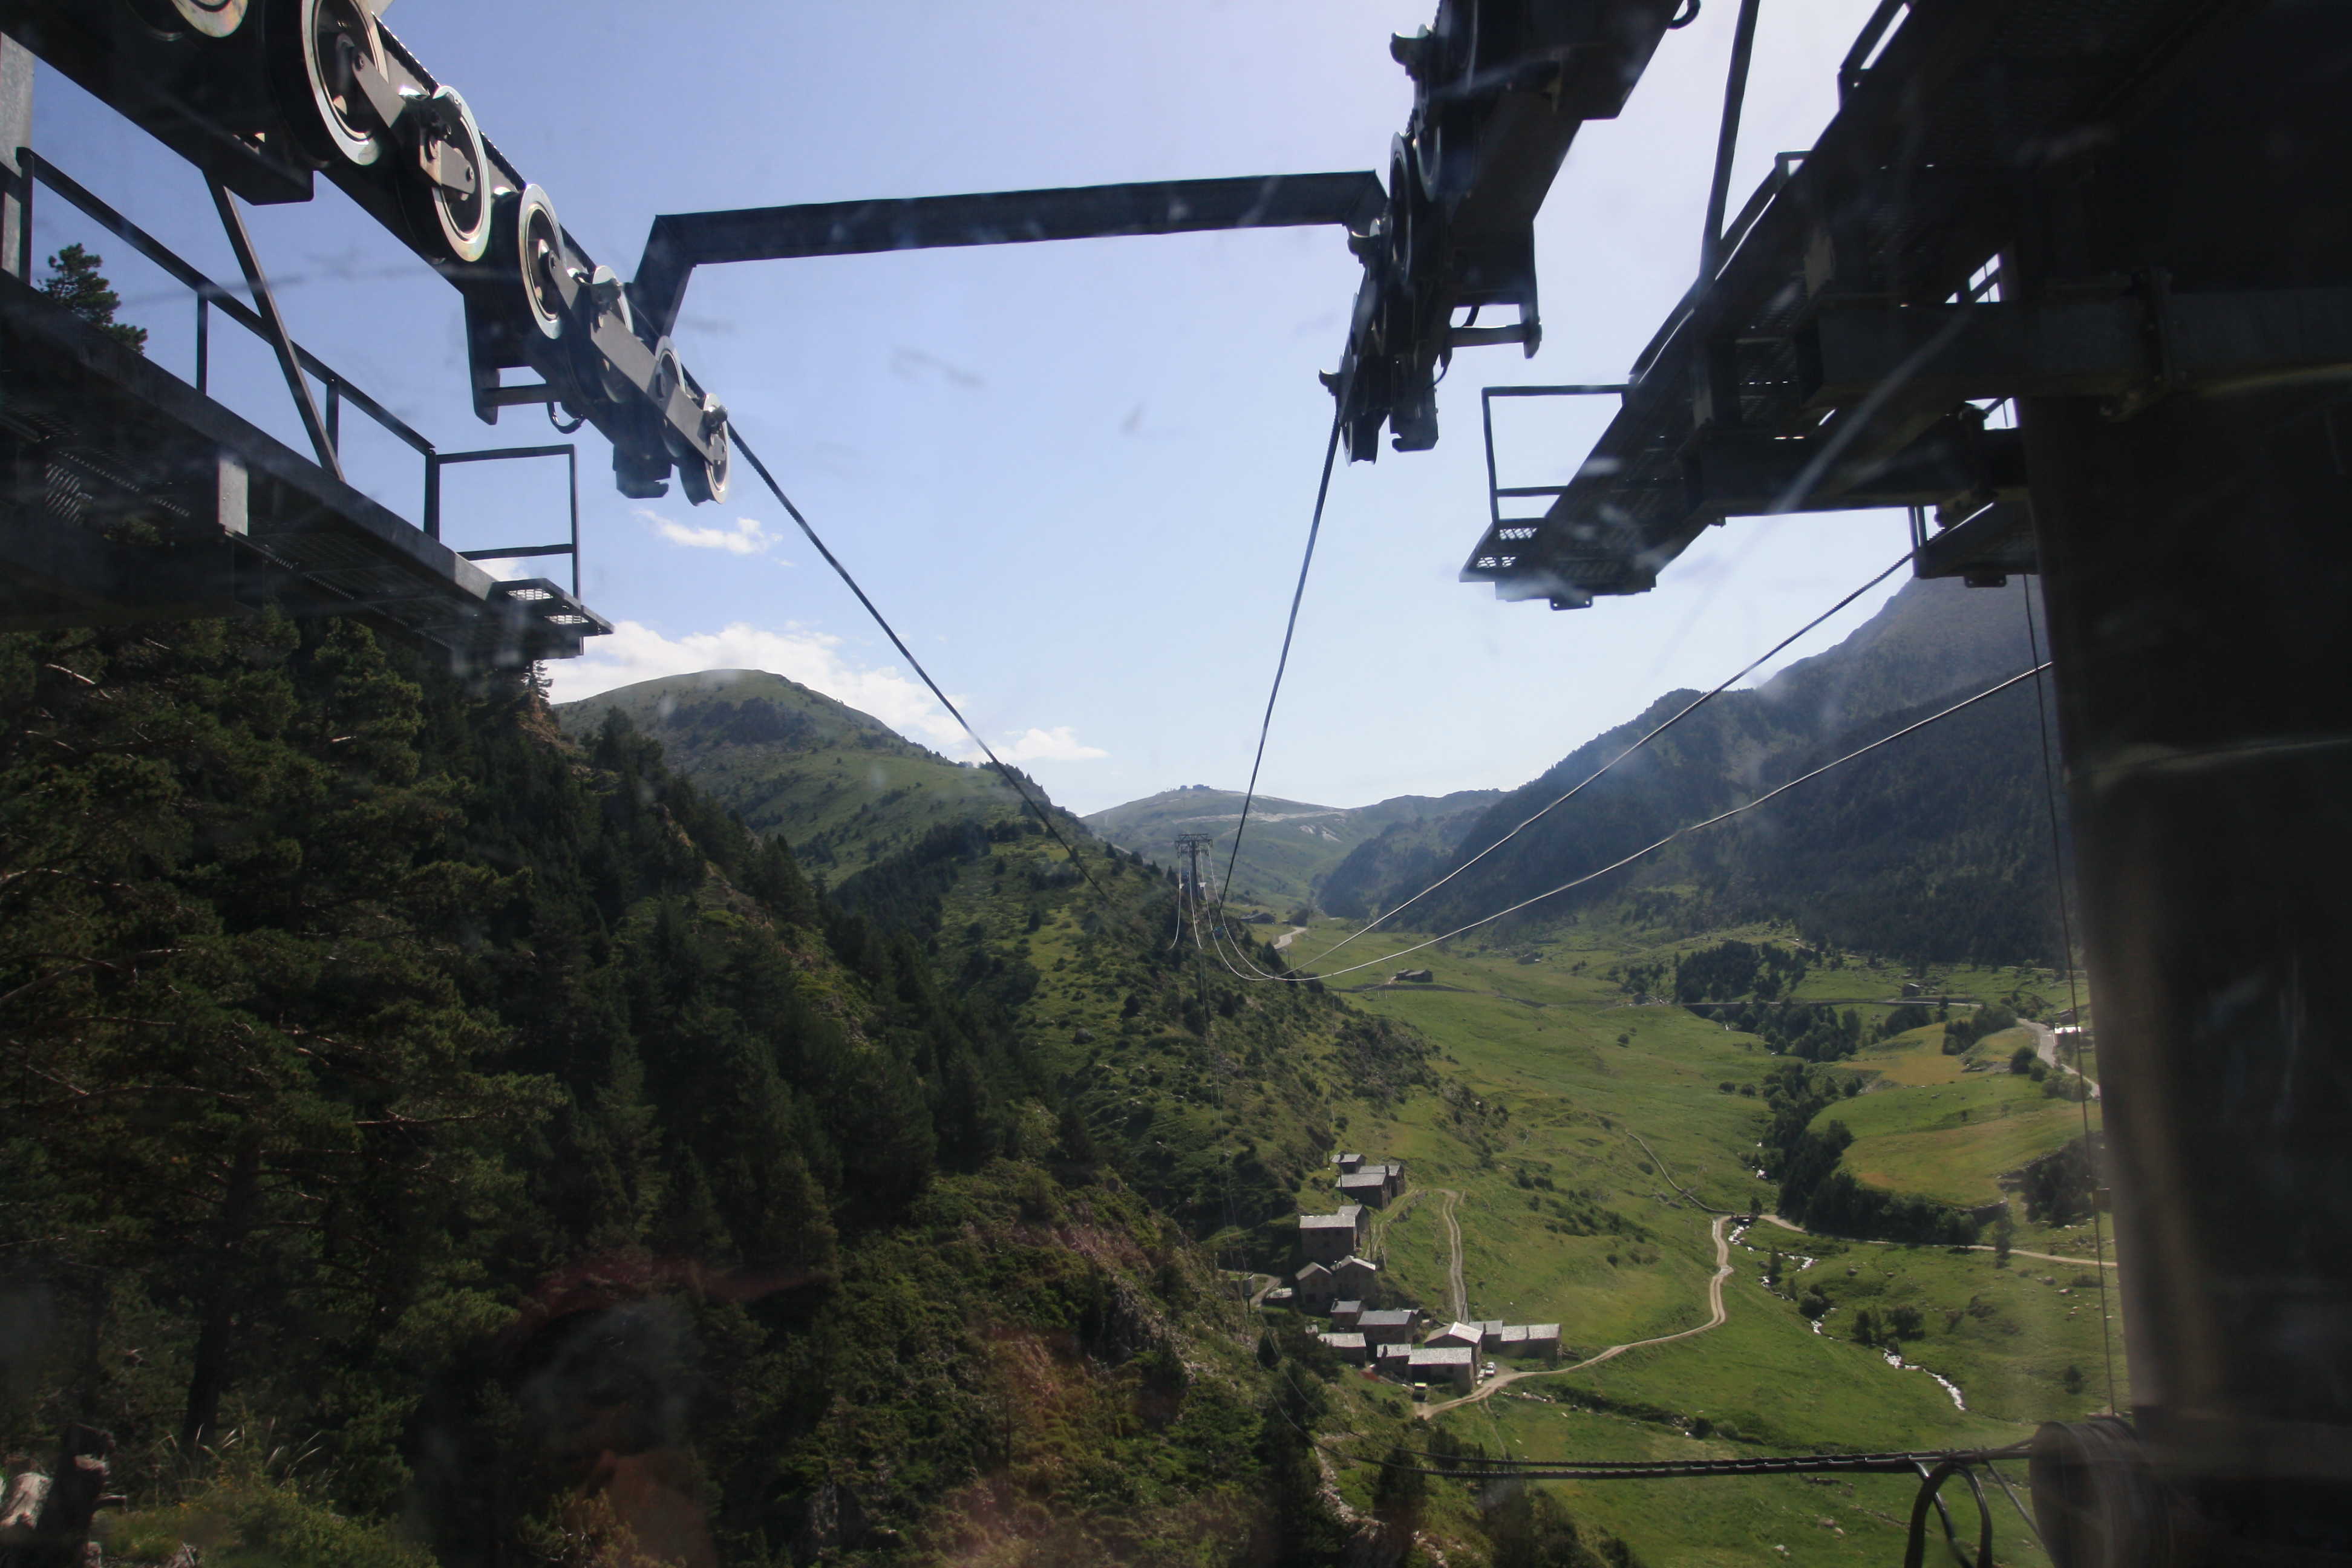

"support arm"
[632, 171, 1384, 338]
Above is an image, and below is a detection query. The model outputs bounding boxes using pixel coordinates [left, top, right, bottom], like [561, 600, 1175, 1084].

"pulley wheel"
[647, 339, 683, 410]
[280, 0, 387, 167]
[122, 0, 249, 39]
[399, 85, 492, 263]
[675, 412, 729, 507]
[497, 184, 568, 340]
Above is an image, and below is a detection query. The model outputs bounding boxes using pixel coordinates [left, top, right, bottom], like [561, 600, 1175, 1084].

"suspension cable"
[730, 424, 1117, 913]
[2021, 578, 2117, 1411]
[1298, 546, 1918, 972]
[1216, 405, 1346, 912]
[1235, 664, 2050, 985]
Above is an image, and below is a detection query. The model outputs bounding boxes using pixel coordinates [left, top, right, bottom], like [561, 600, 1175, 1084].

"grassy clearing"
[1264, 915, 2122, 1568]
[1829, 1028, 2097, 1208]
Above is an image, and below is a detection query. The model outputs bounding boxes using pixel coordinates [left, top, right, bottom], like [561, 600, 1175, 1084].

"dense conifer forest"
[2, 614, 1654, 1568]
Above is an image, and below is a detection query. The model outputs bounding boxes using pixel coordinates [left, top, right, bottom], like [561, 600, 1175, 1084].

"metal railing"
[1478, 383, 1630, 543]
[17, 148, 581, 593]
[433, 444, 581, 596]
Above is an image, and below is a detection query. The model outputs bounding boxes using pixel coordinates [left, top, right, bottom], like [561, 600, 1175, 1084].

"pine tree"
[40, 244, 146, 353]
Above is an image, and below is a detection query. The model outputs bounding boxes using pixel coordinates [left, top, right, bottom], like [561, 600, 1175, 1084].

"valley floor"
[1267, 918, 2123, 1568]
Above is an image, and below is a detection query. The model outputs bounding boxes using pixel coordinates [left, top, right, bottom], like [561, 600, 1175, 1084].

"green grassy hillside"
[1214, 912, 2122, 1568]
[1826, 1028, 2092, 1208]
[1321, 578, 2075, 965]
[554, 669, 1033, 880]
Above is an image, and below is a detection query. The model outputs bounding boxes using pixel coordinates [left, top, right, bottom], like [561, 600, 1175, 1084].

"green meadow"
[1826, 1027, 2098, 1209]
[1270, 915, 2125, 1568]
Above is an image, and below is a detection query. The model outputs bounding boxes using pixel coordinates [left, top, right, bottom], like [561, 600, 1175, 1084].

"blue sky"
[30, 0, 1907, 815]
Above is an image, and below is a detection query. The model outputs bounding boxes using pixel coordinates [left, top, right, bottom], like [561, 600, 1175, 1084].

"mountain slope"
[1321, 578, 2068, 963]
[1085, 785, 1502, 906]
[554, 669, 1033, 880]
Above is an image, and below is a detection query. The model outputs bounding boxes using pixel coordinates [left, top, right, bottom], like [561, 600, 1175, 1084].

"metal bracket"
[207, 178, 344, 482]
[2100, 267, 2186, 423]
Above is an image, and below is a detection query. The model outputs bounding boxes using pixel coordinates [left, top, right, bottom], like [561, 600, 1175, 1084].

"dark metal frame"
[433, 444, 581, 598]
[1459, 0, 2273, 606]
[21, 147, 581, 593]
[1477, 384, 1628, 571]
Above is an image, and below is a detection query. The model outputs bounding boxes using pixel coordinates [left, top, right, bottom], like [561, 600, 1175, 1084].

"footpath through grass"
[1278, 915, 2125, 1568]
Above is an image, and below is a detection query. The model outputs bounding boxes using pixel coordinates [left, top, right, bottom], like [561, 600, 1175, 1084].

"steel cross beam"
[630, 172, 1385, 340]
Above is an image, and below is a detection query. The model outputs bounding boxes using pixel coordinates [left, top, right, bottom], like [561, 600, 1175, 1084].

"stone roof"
[1318, 1332, 1367, 1351]
[1298, 1212, 1357, 1230]
[1408, 1345, 1474, 1368]
[1295, 1262, 1330, 1283]
[1357, 1308, 1417, 1328]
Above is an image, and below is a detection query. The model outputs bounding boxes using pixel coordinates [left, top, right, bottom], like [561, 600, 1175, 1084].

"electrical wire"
[1298, 545, 1921, 972]
[1220, 664, 2051, 985]
[730, 424, 1118, 914]
[2021, 578, 2118, 1412]
[735, 386, 2048, 1513]
[1215, 405, 1346, 912]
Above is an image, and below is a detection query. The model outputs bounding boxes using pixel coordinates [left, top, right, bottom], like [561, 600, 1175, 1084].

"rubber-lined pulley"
[399, 85, 491, 263]
[278, 0, 387, 168]
[122, 0, 249, 39]
[490, 184, 570, 341]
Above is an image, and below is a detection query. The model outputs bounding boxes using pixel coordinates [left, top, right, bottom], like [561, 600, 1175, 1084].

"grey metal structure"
[0, 0, 1694, 669]
[631, 0, 1685, 465]
[1463, 3, 2352, 1565]
[1459, 0, 2276, 608]
[0, 0, 1687, 664]
[0, 127, 601, 663]
[0, 0, 731, 505]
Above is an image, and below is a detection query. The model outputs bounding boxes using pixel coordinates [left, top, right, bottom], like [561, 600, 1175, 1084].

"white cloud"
[996, 726, 1108, 762]
[542, 620, 1105, 765]
[636, 507, 785, 557]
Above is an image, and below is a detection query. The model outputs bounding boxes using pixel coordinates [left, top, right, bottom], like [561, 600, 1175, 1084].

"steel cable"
[1298, 546, 1921, 972]
[730, 424, 1118, 914]
[1226, 664, 2051, 985]
[1215, 405, 1346, 912]
[2020, 578, 2118, 1411]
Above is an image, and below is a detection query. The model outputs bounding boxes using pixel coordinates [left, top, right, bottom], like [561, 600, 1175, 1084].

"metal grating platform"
[0, 267, 607, 667]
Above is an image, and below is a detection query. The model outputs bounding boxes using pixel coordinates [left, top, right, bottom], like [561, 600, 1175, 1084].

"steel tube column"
[2017, 3, 2352, 1557]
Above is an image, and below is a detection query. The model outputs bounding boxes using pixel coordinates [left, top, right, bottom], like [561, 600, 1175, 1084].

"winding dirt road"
[1422, 1213, 1734, 1416]
[1756, 1212, 2114, 1268]
[2024, 1019, 2100, 1099]
[1437, 1189, 1469, 1322]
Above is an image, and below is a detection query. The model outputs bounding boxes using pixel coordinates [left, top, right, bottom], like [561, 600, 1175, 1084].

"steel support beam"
[632, 172, 1383, 339]
[1804, 289, 2352, 408]
[2018, 4, 2352, 1558]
